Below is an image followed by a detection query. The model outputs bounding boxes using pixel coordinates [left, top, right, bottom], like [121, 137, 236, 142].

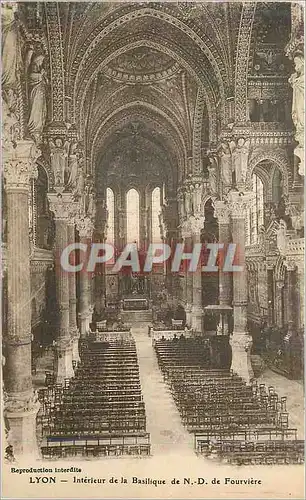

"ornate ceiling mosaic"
[101, 46, 180, 84]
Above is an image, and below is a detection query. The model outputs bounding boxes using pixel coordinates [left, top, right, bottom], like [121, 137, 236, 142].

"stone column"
[286, 3, 304, 176]
[162, 197, 179, 295]
[190, 216, 205, 333]
[76, 216, 94, 336]
[181, 220, 193, 326]
[214, 201, 233, 333]
[228, 191, 254, 383]
[296, 260, 304, 330]
[3, 141, 40, 458]
[48, 193, 77, 383]
[67, 222, 80, 364]
[285, 260, 297, 333]
[94, 195, 108, 315]
[274, 279, 285, 328]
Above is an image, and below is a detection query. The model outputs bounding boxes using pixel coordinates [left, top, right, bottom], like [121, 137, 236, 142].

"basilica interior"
[2, 2, 305, 465]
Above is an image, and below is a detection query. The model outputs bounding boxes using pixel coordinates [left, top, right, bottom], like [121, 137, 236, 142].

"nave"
[33, 319, 304, 466]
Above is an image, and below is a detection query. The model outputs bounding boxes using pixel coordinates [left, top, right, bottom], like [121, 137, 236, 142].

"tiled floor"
[257, 368, 304, 438]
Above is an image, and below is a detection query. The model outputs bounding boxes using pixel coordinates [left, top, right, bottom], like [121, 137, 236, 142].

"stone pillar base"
[191, 305, 203, 333]
[56, 347, 74, 383]
[72, 336, 80, 364]
[230, 333, 254, 384]
[4, 395, 40, 460]
[79, 312, 92, 337]
[185, 304, 192, 328]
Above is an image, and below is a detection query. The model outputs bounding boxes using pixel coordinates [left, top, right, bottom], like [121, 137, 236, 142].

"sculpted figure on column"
[230, 138, 250, 188]
[65, 140, 79, 189]
[2, 3, 23, 146]
[289, 55, 304, 175]
[49, 136, 70, 191]
[2, 3, 21, 112]
[27, 51, 48, 142]
[207, 154, 218, 195]
[218, 142, 232, 189]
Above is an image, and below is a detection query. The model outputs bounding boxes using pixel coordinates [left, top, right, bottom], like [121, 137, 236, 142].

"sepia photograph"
[1, 1, 305, 499]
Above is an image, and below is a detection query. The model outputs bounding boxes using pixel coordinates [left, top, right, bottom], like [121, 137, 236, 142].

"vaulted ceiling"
[20, 2, 292, 191]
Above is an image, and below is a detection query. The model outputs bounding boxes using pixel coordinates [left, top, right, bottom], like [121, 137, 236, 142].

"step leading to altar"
[121, 309, 153, 323]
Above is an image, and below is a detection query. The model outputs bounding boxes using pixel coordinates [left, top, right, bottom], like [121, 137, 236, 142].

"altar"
[122, 296, 149, 311]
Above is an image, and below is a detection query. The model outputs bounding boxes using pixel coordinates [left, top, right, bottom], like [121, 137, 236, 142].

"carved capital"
[4, 390, 40, 415]
[70, 327, 80, 340]
[4, 141, 40, 190]
[76, 215, 94, 239]
[213, 200, 230, 225]
[230, 333, 253, 353]
[227, 190, 254, 219]
[47, 192, 79, 221]
[180, 219, 192, 239]
[188, 215, 205, 235]
[284, 258, 296, 272]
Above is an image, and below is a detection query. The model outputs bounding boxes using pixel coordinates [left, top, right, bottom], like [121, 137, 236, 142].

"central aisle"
[131, 323, 194, 457]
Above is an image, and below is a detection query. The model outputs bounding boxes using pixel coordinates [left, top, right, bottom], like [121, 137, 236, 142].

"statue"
[27, 52, 47, 142]
[231, 138, 250, 187]
[73, 160, 85, 200]
[65, 141, 79, 189]
[192, 182, 203, 217]
[219, 142, 232, 187]
[87, 187, 96, 220]
[207, 156, 218, 194]
[276, 219, 287, 256]
[2, 3, 21, 113]
[184, 188, 192, 217]
[289, 55, 304, 175]
[49, 137, 69, 190]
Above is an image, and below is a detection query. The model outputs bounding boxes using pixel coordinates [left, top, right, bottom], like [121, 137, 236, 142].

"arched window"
[106, 188, 115, 245]
[151, 187, 161, 242]
[246, 173, 264, 245]
[126, 188, 139, 245]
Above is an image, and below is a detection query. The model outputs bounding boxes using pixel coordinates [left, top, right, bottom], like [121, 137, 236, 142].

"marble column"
[285, 261, 297, 333]
[3, 140, 40, 458]
[94, 195, 107, 315]
[214, 201, 233, 333]
[296, 260, 304, 330]
[274, 279, 285, 328]
[190, 216, 205, 333]
[181, 221, 193, 327]
[48, 193, 77, 383]
[228, 191, 254, 383]
[76, 216, 94, 337]
[67, 222, 80, 364]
